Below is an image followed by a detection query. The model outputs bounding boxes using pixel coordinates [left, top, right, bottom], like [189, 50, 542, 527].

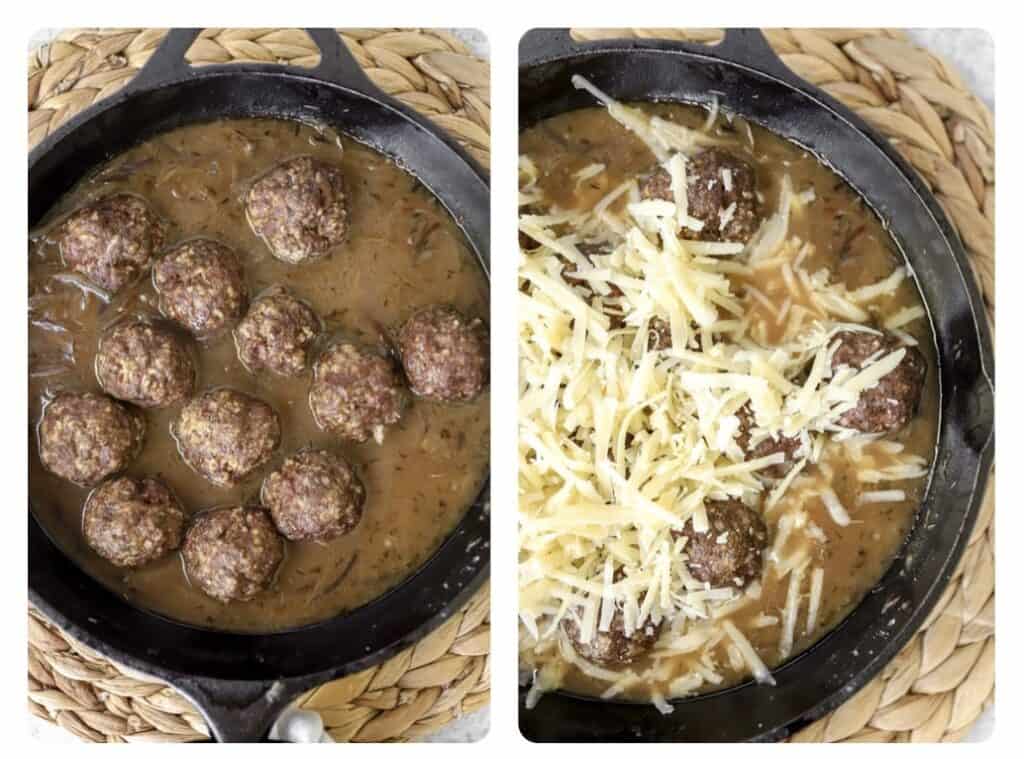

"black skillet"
[28, 28, 490, 742]
[518, 28, 994, 742]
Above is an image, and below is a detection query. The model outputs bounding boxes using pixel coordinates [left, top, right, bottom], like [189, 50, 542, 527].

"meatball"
[562, 611, 662, 667]
[246, 156, 349, 264]
[57, 194, 165, 294]
[173, 388, 280, 487]
[37, 392, 144, 487]
[182, 506, 283, 602]
[397, 306, 489, 403]
[735, 403, 802, 478]
[261, 449, 365, 542]
[309, 342, 408, 443]
[233, 291, 321, 377]
[639, 148, 760, 243]
[95, 321, 195, 408]
[674, 499, 768, 588]
[82, 476, 186, 568]
[830, 329, 925, 433]
[152, 239, 247, 338]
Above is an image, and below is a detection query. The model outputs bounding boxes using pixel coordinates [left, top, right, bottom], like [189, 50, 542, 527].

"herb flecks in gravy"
[29, 118, 489, 633]
[518, 99, 937, 704]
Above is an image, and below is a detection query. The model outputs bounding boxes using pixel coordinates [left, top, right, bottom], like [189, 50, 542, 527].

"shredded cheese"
[574, 163, 607, 187]
[806, 567, 825, 636]
[820, 488, 852, 526]
[519, 80, 933, 711]
[723, 621, 776, 686]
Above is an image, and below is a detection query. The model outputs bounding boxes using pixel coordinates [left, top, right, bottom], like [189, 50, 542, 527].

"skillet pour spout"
[518, 27, 993, 742]
[173, 678, 309, 742]
[29, 27, 491, 742]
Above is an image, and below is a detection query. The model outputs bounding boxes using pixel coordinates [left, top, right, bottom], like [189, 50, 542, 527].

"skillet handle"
[123, 28, 202, 93]
[520, 27, 800, 85]
[125, 28, 381, 98]
[303, 28, 381, 95]
[172, 676, 309, 742]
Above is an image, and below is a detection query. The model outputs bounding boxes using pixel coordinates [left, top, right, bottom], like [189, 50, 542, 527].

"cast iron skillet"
[28, 28, 490, 742]
[518, 28, 994, 742]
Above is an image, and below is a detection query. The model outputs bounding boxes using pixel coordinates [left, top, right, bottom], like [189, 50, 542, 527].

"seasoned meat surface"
[639, 148, 760, 243]
[246, 156, 349, 264]
[309, 342, 408, 443]
[58, 194, 164, 293]
[262, 449, 365, 542]
[675, 499, 768, 588]
[82, 476, 185, 568]
[397, 305, 489, 403]
[234, 290, 321, 377]
[182, 506, 284, 602]
[562, 611, 662, 667]
[152, 239, 247, 338]
[735, 403, 803, 478]
[37, 392, 144, 487]
[96, 320, 195, 408]
[830, 329, 925, 433]
[173, 388, 280, 487]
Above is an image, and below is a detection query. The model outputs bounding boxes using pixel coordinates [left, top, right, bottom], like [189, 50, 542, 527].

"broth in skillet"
[29, 118, 489, 632]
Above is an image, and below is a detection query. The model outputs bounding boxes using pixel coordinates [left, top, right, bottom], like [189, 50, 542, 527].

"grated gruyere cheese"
[519, 80, 932, 709]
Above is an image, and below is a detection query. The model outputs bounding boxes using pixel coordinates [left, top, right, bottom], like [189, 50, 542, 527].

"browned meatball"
[735, 403, 802, 478]
[95, 321, 195, 408]
[562, 611, 662, 667]
[246, 156, 349, 264]
[262, 449, 365, 542]
[37, 392, 144, 487]
[173, 388, 280, 487]
[57, 194, 165, 293]
[674, 499, 768, 588]
[152, 239, 247, 338]
[830, 329, 926, 434]
[182, 506, 283, 602]
[639, 148, 760, 243]
[397, 306, 489, 403]
[233, 290, 320, 377]
[82, 476, 186, 568]
[309, 342, 408, 443]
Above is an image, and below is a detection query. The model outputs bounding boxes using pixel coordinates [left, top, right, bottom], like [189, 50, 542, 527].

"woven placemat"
[570, 28, 995, 743]
[27, 28, 490, 743]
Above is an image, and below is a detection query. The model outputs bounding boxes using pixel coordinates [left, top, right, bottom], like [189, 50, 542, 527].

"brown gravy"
[519, 103, 938, 700]
[29, 118, 489, 632]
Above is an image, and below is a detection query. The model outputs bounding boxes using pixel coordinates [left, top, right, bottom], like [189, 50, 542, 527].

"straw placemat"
[27, 28, 490, 743]
[570, 27, 994, 743]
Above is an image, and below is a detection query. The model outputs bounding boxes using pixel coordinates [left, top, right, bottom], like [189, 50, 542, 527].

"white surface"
[423, 706, 490, 742]
[908, 29, 994, 108]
